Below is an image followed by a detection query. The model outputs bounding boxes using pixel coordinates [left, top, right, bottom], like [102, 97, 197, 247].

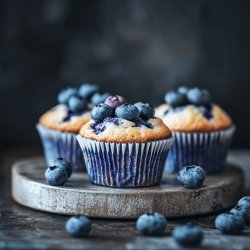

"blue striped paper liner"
[165, 126, 235, 174]
[76, 136, 174, 188]
[36, 124, 85, 172]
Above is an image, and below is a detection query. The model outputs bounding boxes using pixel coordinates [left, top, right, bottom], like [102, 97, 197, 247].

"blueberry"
[186, 87, 211, 105]
[172, 225, 203, 247]
[238, 196, 250, 210]
[68, 95, 87, 112]
[58, 87, 78, 104]
[232, 196, 250, 224]
[115, 104, 139, 121]
[136, 212, 167, 236]
[177, 86, 190, 95]
[104, 95, 127, 109]
[230, 206, 249, 224]
[178, 165, 205, 189]
[54, 157, 72, 178]
[215, 212, 245, 234]
[134, 102, 155, 119]
[66, 216, 92, 237]
[78, 83, 98, 99]
[91, 92, 111, 105]
[91, 103, 114, 122]
[164, 91, 186, 107]
[45, 166, 68, 186]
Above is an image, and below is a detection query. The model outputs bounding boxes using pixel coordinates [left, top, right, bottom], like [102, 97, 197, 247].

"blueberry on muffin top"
[155, 86, 232, 132]
[79, 96, 172, 143]
[39, 83, 111, 133]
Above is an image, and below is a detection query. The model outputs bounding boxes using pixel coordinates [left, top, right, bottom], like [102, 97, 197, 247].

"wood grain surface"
[11, 157, 244, 219]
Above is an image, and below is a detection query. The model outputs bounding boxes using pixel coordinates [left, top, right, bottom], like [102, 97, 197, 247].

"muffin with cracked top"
[155, 86, 235, 174]
[37, 83, 110, 171]
[77, 96, 174, 187]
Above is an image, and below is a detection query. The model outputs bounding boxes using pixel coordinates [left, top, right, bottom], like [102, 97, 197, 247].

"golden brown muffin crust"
[155, 104, 232, 132]
[39, 104, 91, 133]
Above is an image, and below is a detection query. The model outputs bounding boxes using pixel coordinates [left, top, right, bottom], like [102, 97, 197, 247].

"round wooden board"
[11, 157, 244, 219]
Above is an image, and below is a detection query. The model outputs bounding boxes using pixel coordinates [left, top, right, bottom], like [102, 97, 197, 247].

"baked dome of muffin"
[80, 117, 171, 143]
[39, 104, 91, 133]
[79, 97, 172, 143]
[155, 87, 232, 132]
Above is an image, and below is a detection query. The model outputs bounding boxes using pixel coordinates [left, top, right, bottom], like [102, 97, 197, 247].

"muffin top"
[39, 104, 91, 133]
[155, 86, 232, 132]
[39, 83, 111, 133]
[79, 97, 172, 143]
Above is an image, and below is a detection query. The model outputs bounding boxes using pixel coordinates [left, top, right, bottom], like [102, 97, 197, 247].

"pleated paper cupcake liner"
[36, 124, 85, 171]
[76, 136, 174, 187]
[165, 126, 235, 174]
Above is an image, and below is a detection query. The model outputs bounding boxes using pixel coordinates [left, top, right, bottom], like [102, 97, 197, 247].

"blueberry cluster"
[215, 196, 250, 234]
[66, 216, 92, 237]
[178, 165, 206, 189]
[57, 83, 110, 112]
[136, 212, 203, 247]
[230, 197, 250, 224]
[164, 86, 211, 108]
[91, 95, 155, 122]
[45, 158, 72, 186]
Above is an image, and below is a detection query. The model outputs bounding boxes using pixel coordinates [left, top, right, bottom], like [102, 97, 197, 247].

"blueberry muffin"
[77, 96, 174, 187]
[37, 83, 110, 171]
[155, 86, 235, 174]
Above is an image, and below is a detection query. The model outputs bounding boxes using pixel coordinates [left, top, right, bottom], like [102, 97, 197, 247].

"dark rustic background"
[1, 0, 250, 153]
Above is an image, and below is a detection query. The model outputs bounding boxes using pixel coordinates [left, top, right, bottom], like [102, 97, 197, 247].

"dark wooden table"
[0, 149, 250, 250]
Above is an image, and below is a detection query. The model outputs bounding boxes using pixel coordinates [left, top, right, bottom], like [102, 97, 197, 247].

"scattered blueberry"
[238, 196, 250, 210]
[104, 95, 127, 109]
[54, 157, 72, 178]
[178, 165, 205, 189]
[177, 86, 190, 95]
[235, 196, 250, 223]
[215, 212, 245, 234]
[79, 83, 98, 99]
[66, 216, 92, 237]
[230, 206, 248, 223]
[91, 92, 110, 105]
[136, 212, 167, 236]
[164, 91, 186, 108]
[134, 102, 155, 119]
[115, 104, 139, 121]
[186, 87, 211, 105]
[91, 103, 114, 122]
[68, 95, 87, 112]
[58, 87, 78, 104]
[172, 225, 203, 247]
[45, 166, 68, 186]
